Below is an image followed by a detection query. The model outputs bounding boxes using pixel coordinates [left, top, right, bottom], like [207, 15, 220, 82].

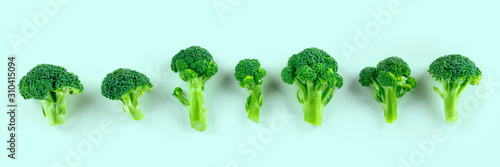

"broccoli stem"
[39, 88, 78, 126]
[441, 80, 460, 123]
[120, 93, 145, 120]
[246, 84, 261, 123]
[55, 90, 70, 115]
[381, 87, 398, 123]
[443, 92, 459, 123]
[40, 91, 65, 126]
[189, 78, 206, 131]
[173, 88, 189, 107]
[301, 82, 323, 126]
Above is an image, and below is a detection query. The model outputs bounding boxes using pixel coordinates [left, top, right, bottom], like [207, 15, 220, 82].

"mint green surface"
[1, 0, 499, 167]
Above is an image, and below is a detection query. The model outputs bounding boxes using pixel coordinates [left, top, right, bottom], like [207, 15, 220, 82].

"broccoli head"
[101, 68, 153, 120]
[234, 59, 266, 123]
[359, 57, 416, 123]
[19, 64, 84, 126]
[428, 54, 482, 122]
[171, 46, 218, 132]
[281, 47, 343, 126]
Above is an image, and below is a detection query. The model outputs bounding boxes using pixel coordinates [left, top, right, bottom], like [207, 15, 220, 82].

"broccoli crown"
[359, 67, 378, 87]
[405, 77, 417, 89]
[234, 59, 266, 86]
[281, 47, 342, 88]
[428, 54, 482, 85]
[19, 64, 84, 100]
[101, 68, 153, 100]
[376, 56, 411, 77]
[171, 46, 218, 81]
[359, 56, 414, 87]
[377, 71, 398, 87]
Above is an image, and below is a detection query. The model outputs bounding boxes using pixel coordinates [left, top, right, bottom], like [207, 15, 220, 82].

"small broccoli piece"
[280, 47, 343, 126]
[101, 68, 153, 120]
[359, 57, 416, 123]
[428, 54, 482, 123]
[19, 64, 84, 126]
[171, 46, 218, 132]
[234, 59, 266, 123]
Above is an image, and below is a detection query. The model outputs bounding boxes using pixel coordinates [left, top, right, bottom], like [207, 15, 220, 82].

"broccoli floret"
[234, 59, 266, 123]
[359, 57, 416, 123]
[18, 64, 84, 126]
[171, 46, 218, 132]
[101, 68, 153, 120]
[280, 47, 343, 126]
[428, 54, 482, 123]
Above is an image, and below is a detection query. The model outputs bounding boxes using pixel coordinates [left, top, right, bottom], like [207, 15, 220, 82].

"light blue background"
[1, 0, 500, 166]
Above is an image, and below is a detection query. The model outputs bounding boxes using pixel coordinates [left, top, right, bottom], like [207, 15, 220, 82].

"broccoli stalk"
[433, 80, 462, 122]
[40, 100, 63, 125]
[189, 81, 206, 130]
[359, 57, 417, 123]
[19, 64, 84, 126]
[173, 86, 205, 131]
[380, 87, 398, 123]
[101, 68, 153, 121]
[297, 80, 323, 125]
[118, 86, 151, 120]
[171, 46, 218, 131]
[234, 59, 266, 123]
[54, 88, 72, 115]
[246, 83, 262, 123]
[39, 92, 64, 125]
[281, 48, 343, 126]
[429, 54, 482, 123]
[40, 88, 80, 125]
[173, 83, 207, 130]
[172, 77, 207, 130]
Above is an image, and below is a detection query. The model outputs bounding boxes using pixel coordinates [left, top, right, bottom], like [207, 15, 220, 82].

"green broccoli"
[234, 59, 266, 123]
[428, 54, 482, 123]
[101, 68, 153, 120]
[171, 46, 218, 132]
[359, 57, 417, 123]
[281, 47, 343, 126]
[19, 64, 84, 126]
